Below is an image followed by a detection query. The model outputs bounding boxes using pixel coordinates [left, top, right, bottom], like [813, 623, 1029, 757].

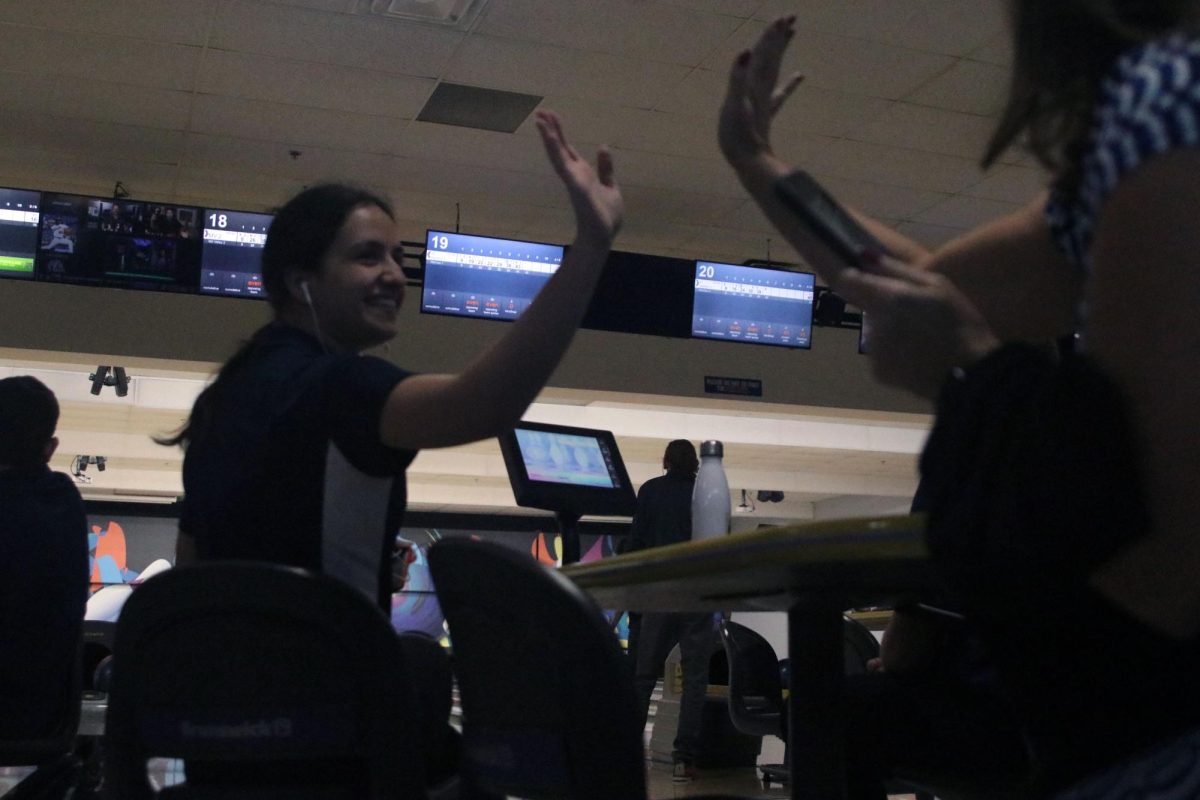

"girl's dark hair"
[664, 439, 699, 477]
[158, 183, 394, 448]
[983, 0, 1193, 197]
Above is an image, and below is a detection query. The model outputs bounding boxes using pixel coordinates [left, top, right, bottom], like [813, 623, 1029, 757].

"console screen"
[514, 429, 618, 489]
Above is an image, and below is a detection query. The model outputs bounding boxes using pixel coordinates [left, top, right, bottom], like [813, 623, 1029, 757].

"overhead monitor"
[199, 208, 273, 298]
[35, 194, 202, 293]
[0, 187, 40, 280]
[421, 229, 563, 321]
[498, 421, 637, 518]
[691, 260, 815, 349]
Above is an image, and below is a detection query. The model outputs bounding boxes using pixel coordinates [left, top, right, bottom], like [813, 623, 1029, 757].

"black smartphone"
[774, 169, 887, 269]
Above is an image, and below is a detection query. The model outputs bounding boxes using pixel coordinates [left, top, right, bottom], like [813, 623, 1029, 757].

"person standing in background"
[630, 439, 715, 783]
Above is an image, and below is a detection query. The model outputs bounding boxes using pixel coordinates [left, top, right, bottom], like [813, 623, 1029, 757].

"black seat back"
[719, 620, 786, 739]
[0, 634, 82, 766]
[428, 538, 645, 800]
[841, 617, 881, 675]
[103, 562, 426, 799]
[81, 619, 116, 693]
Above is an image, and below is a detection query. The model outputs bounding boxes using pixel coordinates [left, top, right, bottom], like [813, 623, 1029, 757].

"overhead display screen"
[421, 229, 563, 321]
[199, 208, 273, 298]
[35, 194, 202, 293]
[0, 187, 40, 280]
[691, 260, 815, 349]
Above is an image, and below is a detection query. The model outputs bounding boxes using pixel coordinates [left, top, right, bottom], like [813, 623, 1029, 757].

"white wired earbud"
[298, 279, 329, 354]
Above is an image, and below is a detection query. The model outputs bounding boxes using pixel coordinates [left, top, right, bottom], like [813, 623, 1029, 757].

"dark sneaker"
[672, 760, 696, 783]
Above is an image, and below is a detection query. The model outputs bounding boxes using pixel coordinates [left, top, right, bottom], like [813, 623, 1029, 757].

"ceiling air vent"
[369, 0, 491, 27]
[417, 82, 543, 133]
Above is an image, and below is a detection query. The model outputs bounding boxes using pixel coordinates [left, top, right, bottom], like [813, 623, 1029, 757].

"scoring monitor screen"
[691, 261, 815, 349]
[0, 188, 40, 280]
[514, 428, 617, 489]
[200, 209, 273, 298]
[498, 421, 637, 518]
[35, 194, 202, 293]
[421, 229, 562, 321]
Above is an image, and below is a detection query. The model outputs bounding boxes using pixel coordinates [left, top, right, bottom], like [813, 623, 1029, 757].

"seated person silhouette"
[0, 376, 89, 739]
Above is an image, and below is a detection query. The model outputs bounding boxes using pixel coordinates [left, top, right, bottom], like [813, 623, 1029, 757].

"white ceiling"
[0, 0, 1032, 521]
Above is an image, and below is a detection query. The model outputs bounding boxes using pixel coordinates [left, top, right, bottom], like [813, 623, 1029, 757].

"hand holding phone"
[773, 169, 887, 270]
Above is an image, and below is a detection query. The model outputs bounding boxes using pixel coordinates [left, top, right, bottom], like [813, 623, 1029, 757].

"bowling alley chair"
[720, 618, 940, 800]
[104, 562, 428, 799]
[0, 638, 84, 800]
[428, 538, 747, 800]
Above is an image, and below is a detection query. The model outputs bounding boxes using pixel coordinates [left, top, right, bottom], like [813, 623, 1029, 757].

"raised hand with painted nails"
[717, 15, 803, 169]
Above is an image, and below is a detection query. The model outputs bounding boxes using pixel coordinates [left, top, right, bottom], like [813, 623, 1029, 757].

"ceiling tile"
[268, 0, 358, 10]
[619, 184, 746, 227]
[188, 94, 410, 153]
[0, 112, 185, 166]
[209, 0, 464, 77]
[851, 101, 996, 160]
[874, 0, 1005, 57]
[753, 0, 925, 40]
[905, 57, 1008, 116]
[0, 147, 180, 199]
[0, 0, 215, 46]
[815, 138, 986, 194]
[182, 132, 402, 187]
[0, 73, 192, 131]
[962, 164, 1048, 204]
[173, 165, 305, 209]
[610, 147, 743, 197]
[392, 119, 551, 175]
[0, 24, 200, 92]
[445, 35, 690, 109]
[657, 0, 761, 18]
[969, 31, 1013, 66]
[198, 49, 435, 118]
[476, 0, 744, 67]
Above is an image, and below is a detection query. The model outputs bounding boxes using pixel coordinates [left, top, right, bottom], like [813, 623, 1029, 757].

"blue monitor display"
[421, 229, 562, 321]
[692, 261, 815, 349]
[498, 421, 637, 518]
[0, 187, 40, 281]
[199, 208, 273, 298]
[35, 194, 202, 293]
[514, 428, 616, 489]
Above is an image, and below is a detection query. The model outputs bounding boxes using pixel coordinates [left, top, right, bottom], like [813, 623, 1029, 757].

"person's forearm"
[731, 153, 931, 279]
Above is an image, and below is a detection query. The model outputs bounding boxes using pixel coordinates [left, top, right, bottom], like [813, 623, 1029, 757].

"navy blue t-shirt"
[628, 470, 694, 552]
[181, 324, 416, 611]
[0, 465, 88, 737]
